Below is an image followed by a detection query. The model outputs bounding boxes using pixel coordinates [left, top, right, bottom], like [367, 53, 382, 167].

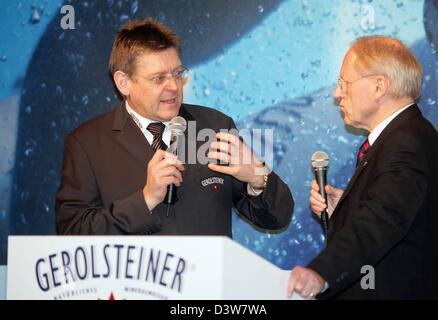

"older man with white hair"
[288, 35, 438, 300]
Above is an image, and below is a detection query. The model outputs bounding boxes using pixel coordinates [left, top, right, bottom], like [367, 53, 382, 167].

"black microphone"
[164, 116, 187, 207]
[311, 151, 330, 247]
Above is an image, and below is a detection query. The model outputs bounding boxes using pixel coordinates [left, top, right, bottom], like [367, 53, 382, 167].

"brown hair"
[108, 18, 180, 77]
[351, 36, 422, 100]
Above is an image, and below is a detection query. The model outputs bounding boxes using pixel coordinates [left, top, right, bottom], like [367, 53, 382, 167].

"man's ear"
[113, 71, 130, 96]
[375, 75, 389, 99]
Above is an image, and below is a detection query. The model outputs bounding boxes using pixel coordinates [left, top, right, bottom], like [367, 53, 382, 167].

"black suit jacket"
[308, 105, 438, 299]
[56, 103, 293, 236]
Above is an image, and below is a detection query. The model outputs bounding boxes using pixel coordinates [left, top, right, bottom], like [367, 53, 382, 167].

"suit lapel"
[331, 153, 372, 220]
[112, 103, 196, 168]
[330, 104, 422, 222]
[113, 104, 154, 167]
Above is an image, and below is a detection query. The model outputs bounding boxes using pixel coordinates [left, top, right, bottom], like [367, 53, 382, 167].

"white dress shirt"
[125, 102, 171, 147]
[368, 103, 414, 146]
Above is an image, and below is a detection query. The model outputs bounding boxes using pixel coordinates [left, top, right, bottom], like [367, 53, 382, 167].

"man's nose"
[333, 86, 346, 106]
[333, 84, 342, 99]
[164, 75, 179, 91]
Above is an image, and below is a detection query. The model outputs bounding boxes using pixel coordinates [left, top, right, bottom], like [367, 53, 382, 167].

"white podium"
[6, 236, 299, 300]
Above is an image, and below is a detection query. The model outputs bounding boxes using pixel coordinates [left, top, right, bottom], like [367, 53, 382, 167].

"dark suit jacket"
[56, 103, 293, 236]
[308, 105, 438, 299]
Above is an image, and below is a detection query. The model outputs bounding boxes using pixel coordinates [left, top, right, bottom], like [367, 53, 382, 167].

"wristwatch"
[250, 163, 271, 192]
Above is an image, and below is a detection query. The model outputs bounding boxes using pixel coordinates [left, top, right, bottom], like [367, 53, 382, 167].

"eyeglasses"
[135, 66, 189, 87]
[337, 74, 376, 92]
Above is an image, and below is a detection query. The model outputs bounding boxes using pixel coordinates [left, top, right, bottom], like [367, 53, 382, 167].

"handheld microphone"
[311, 151, 330, 247]
[164, 116, 187, 206]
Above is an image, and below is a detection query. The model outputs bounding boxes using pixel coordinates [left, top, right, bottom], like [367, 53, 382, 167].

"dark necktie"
[147, 122, 168, 151]
[147, 122, 176, 216]
[356, 138, 370, 167]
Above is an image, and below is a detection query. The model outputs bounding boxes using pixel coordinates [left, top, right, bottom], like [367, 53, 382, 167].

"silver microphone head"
[169, 116, 187, 134]
[311, 151, 329, 169]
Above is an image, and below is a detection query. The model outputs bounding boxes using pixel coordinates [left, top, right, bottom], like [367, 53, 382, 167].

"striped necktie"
[356, 138, 370, 167]
[147, 122, 168, 151]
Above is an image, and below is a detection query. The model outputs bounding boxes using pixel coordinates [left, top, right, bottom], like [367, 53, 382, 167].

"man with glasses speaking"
[287, 36, 438, 299]
[55, 19, 293, 237]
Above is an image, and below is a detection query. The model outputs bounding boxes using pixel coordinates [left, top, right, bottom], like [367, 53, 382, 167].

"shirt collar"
[368, 103, 414, 146]
[125, 101, 170, 131]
